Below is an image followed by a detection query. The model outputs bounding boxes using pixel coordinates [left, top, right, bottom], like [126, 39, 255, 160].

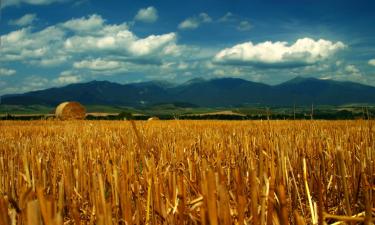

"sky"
[1, 0, 375, 95]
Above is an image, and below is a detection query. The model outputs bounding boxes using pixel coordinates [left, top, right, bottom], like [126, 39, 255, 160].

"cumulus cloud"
[62, 14, 105, 33]
[54, 75, 80, 85]
[9, 13, 37, 26]
[369, 59, 375, 66]
[38, 55, 69, 67]
[64, 31, 177, 58]
[344, 64, 363, 78]
[199, 13, 212, 23]
[214, 38, 346, 67]
[0, 26, 66, 63]
[60, 14, 177, 58]
[23, 75, 49, 89]
[2, 0, 67, 8]
[237, 21, 251, 31]
[178, 19, 199, 30]
[345, 65, 360, 73]
[178, 13, 212, 30]
[73, 58, 122, 71]
[0, 14, 180, 69]
[134, 6, 158, 23]
[323, 63, 365, 82]
[0, 68, 16, 76]
[0, 13, 207, 91]
[129, 33, 176, 56]
[53, 70, 82, 85]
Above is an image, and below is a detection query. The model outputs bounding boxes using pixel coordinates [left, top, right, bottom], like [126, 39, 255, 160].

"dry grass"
[0, 120, 374, 224]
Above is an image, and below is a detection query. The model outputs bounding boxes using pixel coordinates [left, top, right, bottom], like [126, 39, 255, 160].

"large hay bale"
[148, 116, 160, 121]
[55, 102, 86, 120]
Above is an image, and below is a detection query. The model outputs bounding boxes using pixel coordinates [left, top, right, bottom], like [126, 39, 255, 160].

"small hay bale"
[148, 116, 160, 121]
[55, 102, 86, 120]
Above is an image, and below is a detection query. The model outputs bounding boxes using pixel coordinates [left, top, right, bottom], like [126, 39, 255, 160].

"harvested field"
[0, 120, 374, 224]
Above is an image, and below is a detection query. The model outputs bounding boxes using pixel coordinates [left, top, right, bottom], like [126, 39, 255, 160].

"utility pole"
[293, 103, 296, 120]
[311, 103, 314, 120]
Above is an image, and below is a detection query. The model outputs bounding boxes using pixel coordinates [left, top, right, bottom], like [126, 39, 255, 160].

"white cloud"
[213, 69, 226, 76]
[2, 0, 67, 8]
[73, 58, 122, 71]
[369, 59, 375, 66]
[38, 55, 69, 67]
[237, 21, 251, 31]
[214, 38, 346, 67]
[325, 63, 365, 82]
[1, 27, 28, 43]
[0, 26, 66, 64]
[53, 71, 82, 85]
[64, 30, 177, 58]
[62, 14, 105, 33]
[199, 13, 212, 23]
[344, 64, 362, 78]
[24, 75, 50, 89]
[211, 67, 242, 77]
[345, 65, 360, 74]
[178, 19, 199, 30]
[134, 6, 158, 23]
[61, 15, 176, 57]
[129, 33, 176, 56]
[0, 14, 179, 68]
[0, 68, 16, 76]
[9, 14, 37, 26]
[0, 13, 202, 90]
[178, 13, 212, 30]
[177, 62, 189, 70]
[54, 75, 80, 85]
[218, 12, 236, 22]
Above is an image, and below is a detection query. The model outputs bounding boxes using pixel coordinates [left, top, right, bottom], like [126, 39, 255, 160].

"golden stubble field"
[0, 120, 374, 225]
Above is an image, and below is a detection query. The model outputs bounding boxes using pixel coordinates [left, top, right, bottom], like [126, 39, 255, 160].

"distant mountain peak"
[130, 80, 175, 88]
[284, 76, 319, 84]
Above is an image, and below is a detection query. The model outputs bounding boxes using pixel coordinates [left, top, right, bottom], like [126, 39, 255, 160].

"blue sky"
[1, 0, 375, 95]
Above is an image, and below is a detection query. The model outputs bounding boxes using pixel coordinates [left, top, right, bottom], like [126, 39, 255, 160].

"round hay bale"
[55, 102, 86, 120]
[147, 116, 160, 121]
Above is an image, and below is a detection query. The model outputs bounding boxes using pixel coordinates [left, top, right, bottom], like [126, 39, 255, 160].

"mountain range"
[1, 77, 375, 107]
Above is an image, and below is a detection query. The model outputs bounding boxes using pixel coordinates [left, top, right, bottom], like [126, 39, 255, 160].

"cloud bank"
[214, 38, 346, 67]
[0, 14, 180, 68]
